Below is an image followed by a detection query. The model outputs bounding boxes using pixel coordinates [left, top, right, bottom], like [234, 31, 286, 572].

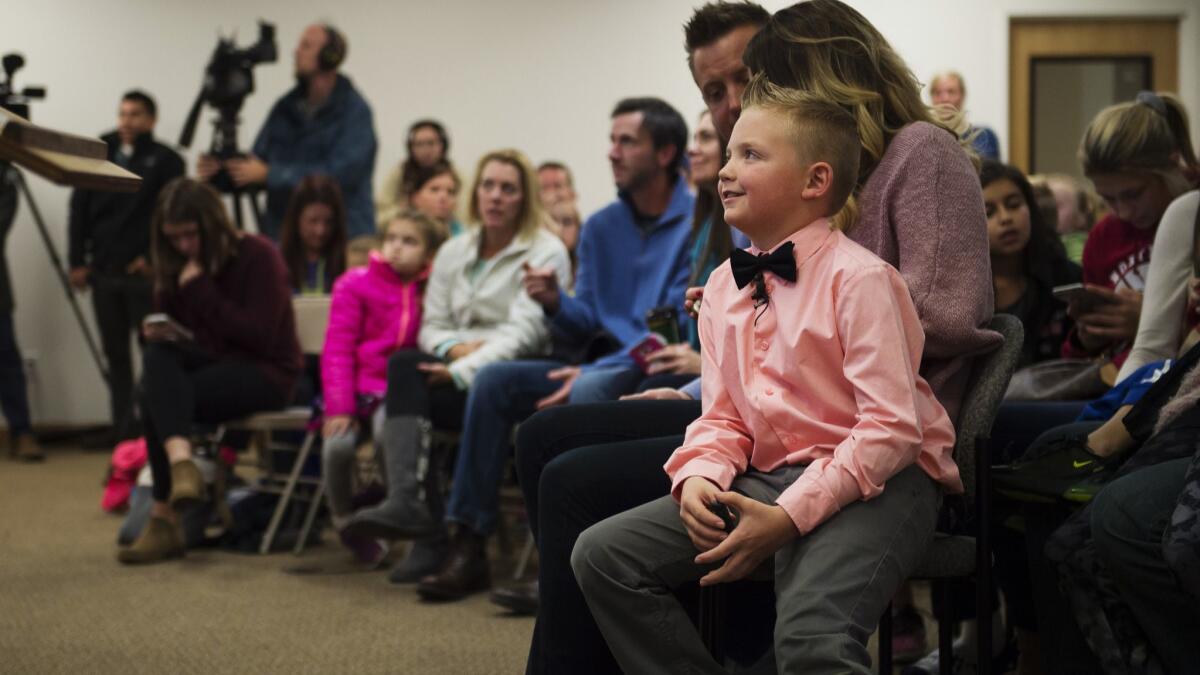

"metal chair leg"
[513, 529, 536, 580]
[937, 580, 954, 675]
[976, 434, 994, 675]
[260, 431, 317, 555]
[294, 480, 325, 556]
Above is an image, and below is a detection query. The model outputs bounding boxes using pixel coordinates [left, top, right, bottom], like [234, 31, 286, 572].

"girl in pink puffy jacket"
[319, 209, 448, 564]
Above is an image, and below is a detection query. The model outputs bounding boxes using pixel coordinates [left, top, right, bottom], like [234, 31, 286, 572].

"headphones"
[318, 25, 347, 72]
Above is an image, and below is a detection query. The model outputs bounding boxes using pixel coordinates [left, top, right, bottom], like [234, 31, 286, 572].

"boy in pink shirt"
[571, 82, 962, 673]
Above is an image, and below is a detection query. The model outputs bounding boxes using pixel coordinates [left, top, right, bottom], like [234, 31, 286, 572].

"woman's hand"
[683, 286, 704, 319]
[417, 362, 454, 386]
[322, 415, 356, 439]
[1074, 285, 1142, 347]
[645, 344, 701, 375]
[179, 260, 203, 287]
[446, 340, 485, 362]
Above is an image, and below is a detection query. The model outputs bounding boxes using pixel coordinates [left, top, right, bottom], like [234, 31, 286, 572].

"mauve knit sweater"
[852, 121, 1001, 421]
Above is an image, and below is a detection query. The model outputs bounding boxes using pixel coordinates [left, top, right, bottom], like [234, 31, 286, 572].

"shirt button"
[759, 341, 769, 351]
[765, 388, 774, 396]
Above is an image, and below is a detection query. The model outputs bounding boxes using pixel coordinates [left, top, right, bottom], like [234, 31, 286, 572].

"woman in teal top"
[641, 110, 747, 386]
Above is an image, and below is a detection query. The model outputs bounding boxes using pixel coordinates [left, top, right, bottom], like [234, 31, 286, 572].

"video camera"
[179, 21, 277, 193]
[0, 54, 46, 121]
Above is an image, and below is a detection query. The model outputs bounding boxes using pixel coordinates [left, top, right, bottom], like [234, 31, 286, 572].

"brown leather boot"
[11, 433, 44, 462]
[117, 515, 185, 564]
[416, 528, 490, 601]
[168, 459, 205, 508]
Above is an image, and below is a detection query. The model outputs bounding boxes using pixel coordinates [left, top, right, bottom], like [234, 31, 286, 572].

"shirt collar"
[749, 218, 834, 269]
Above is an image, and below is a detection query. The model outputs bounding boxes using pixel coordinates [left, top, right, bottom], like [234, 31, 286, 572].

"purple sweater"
[683, 122, 999, 421]
[849, 122, 1000, 420]
[158, 234, 303, 397]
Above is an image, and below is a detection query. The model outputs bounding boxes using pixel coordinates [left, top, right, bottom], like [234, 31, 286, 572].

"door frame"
[1009, 17, 1179, 173]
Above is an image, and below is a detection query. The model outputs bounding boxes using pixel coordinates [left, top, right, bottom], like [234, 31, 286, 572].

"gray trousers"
[571, 462, 940, 674]
[322, 406, 386, 521]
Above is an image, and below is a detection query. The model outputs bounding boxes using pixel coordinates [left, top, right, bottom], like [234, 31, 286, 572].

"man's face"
[691, 24, 759, 143]
[608, 112, 663, 192]
[294, 24, 327, 78]
[117, 100, 154, 145]
[538, 167, 575, 207]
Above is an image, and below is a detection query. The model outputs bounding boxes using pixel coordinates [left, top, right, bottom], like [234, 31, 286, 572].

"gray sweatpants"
[321, 406, 386, 522]
[571, 462, 940, 674]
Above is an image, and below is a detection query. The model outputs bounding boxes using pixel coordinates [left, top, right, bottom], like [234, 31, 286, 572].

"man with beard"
[198, 24, 377, 239]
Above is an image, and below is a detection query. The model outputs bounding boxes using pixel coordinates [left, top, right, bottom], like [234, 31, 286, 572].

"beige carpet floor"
[1, 446, 940, 674]
[0, 447, 534, 675]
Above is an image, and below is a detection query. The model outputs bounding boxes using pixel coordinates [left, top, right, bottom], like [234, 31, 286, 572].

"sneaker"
[891, 605, 928, 662]
[993, 434, 1123, 502]
[339, 530, 389, 568]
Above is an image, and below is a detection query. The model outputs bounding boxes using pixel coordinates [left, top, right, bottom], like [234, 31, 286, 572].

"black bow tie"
[730, 242, 798, 290]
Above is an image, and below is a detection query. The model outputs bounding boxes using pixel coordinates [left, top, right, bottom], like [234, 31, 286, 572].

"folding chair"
[216, 295, 331, 555]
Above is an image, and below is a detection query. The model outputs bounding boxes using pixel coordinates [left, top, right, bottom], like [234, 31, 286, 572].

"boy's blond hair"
[742, 75, 862, 228]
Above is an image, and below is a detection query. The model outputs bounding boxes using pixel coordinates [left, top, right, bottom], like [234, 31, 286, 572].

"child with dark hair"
[983, 161, 1081, 367]
[279, 174, 348, 294]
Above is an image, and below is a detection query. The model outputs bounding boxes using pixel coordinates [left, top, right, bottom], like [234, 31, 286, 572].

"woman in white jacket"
[345, 149, 570, 582]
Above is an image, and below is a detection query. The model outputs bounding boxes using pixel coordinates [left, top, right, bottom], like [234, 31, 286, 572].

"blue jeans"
[444, 360, 643, 535]
[0, 312, 31, 435]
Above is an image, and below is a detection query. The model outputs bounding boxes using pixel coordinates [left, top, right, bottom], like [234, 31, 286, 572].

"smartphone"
[1052, 283, 1115, 315]
[628, 333, 667, 374]
[143, 313, 195, 342]
[645, 306, 682, 345]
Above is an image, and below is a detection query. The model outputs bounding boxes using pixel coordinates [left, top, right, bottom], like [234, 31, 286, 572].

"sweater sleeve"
[448, 242, 572, 387]
[1118, 191, 1200, 381]
[417, 242, 463, 355]
[177, 242, 292, 358]
[888, 127, 996, 362]
[549, 213, 600, 340]
[320, 276, 364, 416]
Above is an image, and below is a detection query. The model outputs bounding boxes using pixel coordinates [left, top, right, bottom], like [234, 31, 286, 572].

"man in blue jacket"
[199, 24, 377, 239]
[402, 97, 695, 600]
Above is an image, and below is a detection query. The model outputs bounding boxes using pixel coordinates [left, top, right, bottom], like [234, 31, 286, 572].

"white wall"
[2, 0, 1196, 426]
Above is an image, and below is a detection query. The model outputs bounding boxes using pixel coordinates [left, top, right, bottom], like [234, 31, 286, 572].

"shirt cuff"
[434, 340, 461, 360]
[678, 377, 701, 401]
[668, 457, 738, 504]
[774, 466, 859, 535]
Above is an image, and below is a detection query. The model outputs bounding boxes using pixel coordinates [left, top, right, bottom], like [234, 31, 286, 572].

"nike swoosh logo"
[1073, 460, 1094, 469]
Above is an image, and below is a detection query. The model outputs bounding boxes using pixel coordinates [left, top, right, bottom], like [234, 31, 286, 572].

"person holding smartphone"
[117, 178, 302, 564]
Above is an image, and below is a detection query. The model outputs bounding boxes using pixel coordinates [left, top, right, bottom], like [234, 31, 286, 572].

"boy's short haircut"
[379, 206, 448, 254]
[743, 75, 861, 216]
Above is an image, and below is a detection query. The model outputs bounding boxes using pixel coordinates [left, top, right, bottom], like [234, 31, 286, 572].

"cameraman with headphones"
[198, 24, 377, 239]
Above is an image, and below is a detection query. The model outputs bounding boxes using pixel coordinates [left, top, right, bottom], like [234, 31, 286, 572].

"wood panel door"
[1009, 18, 1179, 174]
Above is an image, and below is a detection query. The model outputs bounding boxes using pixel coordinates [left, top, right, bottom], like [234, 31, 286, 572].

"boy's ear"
[799, 161, 834, 201]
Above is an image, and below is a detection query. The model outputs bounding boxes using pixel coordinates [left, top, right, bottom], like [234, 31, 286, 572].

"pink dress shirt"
[665, 220, 962, 535]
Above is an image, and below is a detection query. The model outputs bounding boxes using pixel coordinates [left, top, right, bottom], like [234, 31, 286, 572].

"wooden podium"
[0, 107, 141, 191]
[0, 107, 145, 385]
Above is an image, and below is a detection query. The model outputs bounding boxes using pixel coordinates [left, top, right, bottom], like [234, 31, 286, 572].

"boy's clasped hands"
[679, 475, 798, 586]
